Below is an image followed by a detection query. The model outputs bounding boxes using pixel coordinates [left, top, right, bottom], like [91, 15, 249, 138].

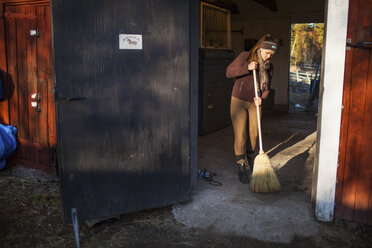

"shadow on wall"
[0, 69, 15, 124]
[0, 69, 15, 102]
[277, 143, 315, 194]
[335, 152, 372, 224]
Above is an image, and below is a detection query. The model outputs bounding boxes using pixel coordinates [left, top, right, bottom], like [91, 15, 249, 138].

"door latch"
[31, 93, 41, 112]
[30, 29, 39, 37]
[346, 38, 372, 50]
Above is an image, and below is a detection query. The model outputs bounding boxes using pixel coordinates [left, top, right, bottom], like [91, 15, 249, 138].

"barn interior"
[174, 0, 325, 242]
[198, 0, 324, 137]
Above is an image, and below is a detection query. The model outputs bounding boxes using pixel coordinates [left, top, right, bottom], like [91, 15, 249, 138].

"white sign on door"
[119, 34, 142, 50]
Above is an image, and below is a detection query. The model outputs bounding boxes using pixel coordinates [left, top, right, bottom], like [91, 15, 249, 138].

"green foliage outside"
[290, 23, 324, 66]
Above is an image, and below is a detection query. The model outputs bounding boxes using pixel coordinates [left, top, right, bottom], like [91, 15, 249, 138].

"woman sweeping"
[226, 34, 278, 184]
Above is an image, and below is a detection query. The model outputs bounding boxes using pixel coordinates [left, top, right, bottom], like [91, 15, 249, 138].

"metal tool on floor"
[198, 169, 222, 186]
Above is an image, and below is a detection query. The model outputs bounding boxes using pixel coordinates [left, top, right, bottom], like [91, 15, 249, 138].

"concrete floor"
[173, 110, 319, 243]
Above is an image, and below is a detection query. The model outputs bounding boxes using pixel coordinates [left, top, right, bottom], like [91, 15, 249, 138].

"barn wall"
[198, 49, 234, 135]
[335, 0, 372, 225]
[0, 0, 57, 174]
[230, 0, 325, 106]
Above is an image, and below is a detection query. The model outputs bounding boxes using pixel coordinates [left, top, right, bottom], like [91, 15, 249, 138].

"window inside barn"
[200, 2, 231, 49]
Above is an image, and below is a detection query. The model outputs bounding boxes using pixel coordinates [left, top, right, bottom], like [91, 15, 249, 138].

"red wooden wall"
[336, 0, 372, 225]
[0, 0, 56, 174]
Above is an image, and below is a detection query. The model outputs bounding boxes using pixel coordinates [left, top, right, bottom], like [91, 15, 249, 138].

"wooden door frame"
[311, 0, 349, 222]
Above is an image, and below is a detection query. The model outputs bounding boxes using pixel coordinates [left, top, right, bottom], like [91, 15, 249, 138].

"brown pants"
[230, 96, 261, 159]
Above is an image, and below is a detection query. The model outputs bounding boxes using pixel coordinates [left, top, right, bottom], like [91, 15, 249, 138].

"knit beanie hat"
[260, 41, 278, 52]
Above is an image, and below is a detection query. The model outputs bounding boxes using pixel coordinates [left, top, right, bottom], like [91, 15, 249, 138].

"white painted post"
[296, 70, 299, 82]
[305, 72, 311, 85]
[313, 0, 349, 222]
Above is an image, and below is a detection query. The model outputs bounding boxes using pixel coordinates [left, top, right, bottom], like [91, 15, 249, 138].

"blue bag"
[0, 124, 17, 170]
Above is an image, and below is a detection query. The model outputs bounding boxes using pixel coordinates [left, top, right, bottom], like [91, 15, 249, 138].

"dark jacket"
[226, 51, 272, 102]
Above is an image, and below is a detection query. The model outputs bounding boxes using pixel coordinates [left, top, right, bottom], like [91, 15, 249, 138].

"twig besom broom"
[250, 69, 281, 193]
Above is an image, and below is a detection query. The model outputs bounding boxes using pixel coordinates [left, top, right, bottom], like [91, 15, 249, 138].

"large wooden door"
[2, 1, 56, 173]
[336, 0, 372, 224]
[52, 0, 197, 222]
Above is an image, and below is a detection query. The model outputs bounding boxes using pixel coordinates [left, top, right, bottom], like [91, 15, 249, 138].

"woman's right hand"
[248, 61, 257, 71]
[254, 97, 262, 106]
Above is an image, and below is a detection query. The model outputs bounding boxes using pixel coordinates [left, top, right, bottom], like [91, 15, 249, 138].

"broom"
[250, 69, 281, 193]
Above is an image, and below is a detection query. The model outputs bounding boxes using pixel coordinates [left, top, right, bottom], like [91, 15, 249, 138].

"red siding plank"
[26, 5, 40, 165]
[0, 4, 9, 124]
[43, 4, 57, 167]
[16, 5, 30, 144]
[37, 5, 50, 165]
[6, 6, 20, 129]
[336, 19, 355, 222]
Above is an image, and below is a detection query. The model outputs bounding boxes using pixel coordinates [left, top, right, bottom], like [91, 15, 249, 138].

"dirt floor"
[0, 170, 371, 248]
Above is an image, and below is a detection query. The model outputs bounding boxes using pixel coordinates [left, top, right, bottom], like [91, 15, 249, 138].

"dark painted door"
[3, 1, 57, 173]
[336, 0, 372, 224]
[52, 0, 196, 222]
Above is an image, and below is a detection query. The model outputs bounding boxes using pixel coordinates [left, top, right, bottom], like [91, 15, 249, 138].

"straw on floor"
[250, 69, 281, 193]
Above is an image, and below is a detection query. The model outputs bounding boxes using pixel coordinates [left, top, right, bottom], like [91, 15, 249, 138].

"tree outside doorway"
[289, 23, 324, 112]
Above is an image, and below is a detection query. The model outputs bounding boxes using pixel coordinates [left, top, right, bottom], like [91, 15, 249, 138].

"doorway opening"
[189, 8, 322, 238]
[289, 23, 324, 112]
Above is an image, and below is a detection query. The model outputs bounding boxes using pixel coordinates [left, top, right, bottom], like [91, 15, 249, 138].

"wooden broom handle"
[253, 69, 264, 153]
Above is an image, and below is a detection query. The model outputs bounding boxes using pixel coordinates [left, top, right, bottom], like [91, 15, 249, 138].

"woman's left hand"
[254, 97, 262, 106]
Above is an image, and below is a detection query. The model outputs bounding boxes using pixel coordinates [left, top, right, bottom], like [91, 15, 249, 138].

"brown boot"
[237, 159, 251, 184]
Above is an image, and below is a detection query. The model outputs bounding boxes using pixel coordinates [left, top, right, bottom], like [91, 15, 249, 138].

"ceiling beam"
[202, 0, 240, 14]
[252, 0, 278, 11]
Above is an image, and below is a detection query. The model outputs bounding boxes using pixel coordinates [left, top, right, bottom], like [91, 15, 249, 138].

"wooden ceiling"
[202, 0, 278, 13]
[202, 0, 240, 14]
[252, 0, 277, 11]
